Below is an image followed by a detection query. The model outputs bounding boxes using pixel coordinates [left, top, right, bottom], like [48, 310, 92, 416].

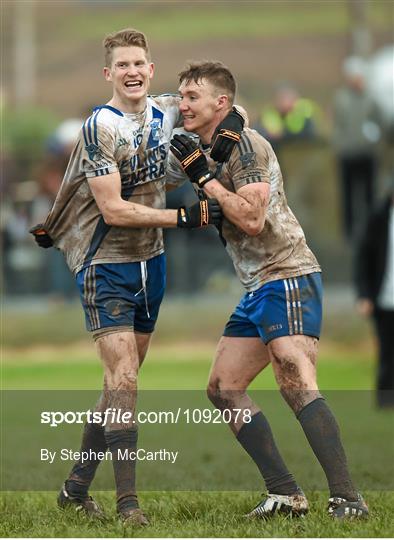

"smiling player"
[170, 61, 369, 520]
[30, 30, 243, 526]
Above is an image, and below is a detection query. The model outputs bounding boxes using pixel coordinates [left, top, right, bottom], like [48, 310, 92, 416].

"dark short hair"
[103, 28, 150, 67]
[178, 61, 236, 105]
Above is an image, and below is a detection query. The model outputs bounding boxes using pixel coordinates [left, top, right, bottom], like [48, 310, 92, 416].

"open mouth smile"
[124, 81, 143, 88]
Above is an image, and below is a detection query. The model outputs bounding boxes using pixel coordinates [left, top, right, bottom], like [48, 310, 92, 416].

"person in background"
[354, 183, 394, 408]
[254, 83, 320, 150]
[333, 56, 382, 243]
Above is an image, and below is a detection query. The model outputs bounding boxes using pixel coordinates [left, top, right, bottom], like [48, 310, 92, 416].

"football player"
[169, 60, 368, 520]
[30, 30, 244, 526]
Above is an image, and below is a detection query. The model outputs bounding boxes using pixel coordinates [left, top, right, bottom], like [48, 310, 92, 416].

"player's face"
[104, 46, 154, 112]
[178, 79, 226, 141]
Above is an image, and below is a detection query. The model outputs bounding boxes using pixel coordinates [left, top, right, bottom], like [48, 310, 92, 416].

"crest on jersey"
[149, 118, 163, 142]
[85, 143, 104, 162]
[240, 152, 256, 169]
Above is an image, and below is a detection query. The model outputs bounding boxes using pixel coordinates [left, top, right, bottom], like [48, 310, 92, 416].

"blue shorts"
[76, 254, 166, 337]
[224, 272, 323, 344]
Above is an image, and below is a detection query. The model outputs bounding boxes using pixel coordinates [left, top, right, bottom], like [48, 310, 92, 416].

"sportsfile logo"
[40, 407, 253, 427]
[41, 408, 133, 427]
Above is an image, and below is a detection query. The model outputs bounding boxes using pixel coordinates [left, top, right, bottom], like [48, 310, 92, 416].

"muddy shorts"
[223, 272, 322, 344]
[76, 254, 166, 336]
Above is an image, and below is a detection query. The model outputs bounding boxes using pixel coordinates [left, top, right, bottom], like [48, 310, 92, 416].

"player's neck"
[107, 95, 147, 115]
[198, 110, 229, 145]
[198, 126, 215, 145]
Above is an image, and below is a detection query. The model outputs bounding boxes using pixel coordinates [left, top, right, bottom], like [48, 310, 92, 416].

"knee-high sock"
[237, 411, 299, 495]
[66, 422, 107, 498]
[297, 397, 357, 500]
[105, 428, 139, 513]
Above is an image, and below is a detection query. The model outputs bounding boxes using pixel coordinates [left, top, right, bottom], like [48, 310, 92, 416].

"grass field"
[1, 302, 393, 537]
[2, 490, 394, 538]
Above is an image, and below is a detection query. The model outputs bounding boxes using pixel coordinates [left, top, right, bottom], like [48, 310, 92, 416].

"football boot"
[328, 493, 369, 519]
[57, 483, 105, 520]
[245, 491, 309, 518]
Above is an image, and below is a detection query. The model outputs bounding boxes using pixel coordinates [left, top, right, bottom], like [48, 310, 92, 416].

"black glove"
[210, 107, 244, 163]
[170, 134, 213, 188]
[177, 197, 222, 229]
[29, 224, 53, 248]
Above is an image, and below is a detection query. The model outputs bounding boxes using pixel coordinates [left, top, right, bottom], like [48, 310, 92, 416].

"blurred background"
[1, 0, 394, 397]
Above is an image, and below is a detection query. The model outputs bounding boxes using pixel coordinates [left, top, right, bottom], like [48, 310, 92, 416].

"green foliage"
[2, 106, 59, 177]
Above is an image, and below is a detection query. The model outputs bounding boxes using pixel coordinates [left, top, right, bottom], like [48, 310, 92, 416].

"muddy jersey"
[216, 129, 321, 290]
[44, 95, 182, 275]
[167, 128, 320, 291]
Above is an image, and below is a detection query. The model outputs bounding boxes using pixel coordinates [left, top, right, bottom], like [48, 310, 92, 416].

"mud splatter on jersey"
[215, 129, 321, 290]
[167, 128, 321, 291]
[44, 95, 182, 275]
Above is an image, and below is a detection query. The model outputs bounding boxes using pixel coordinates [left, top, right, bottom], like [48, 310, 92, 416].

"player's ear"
[103, 66, 112, 82]
[217, 94, 229, 110]
[148, 62, 155, 80]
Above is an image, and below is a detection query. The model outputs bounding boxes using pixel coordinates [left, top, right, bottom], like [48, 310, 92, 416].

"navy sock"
[105, 428, 139, 513]
[237, 411, 299, 495]
[297, 397, 358, 500]
[66, 422, 107, 498]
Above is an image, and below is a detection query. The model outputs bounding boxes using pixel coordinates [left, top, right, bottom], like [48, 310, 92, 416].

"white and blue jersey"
[44, 95, 182, 275]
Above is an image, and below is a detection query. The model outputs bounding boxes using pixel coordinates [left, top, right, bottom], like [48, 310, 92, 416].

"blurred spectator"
[354, 184, 394, 409]
[2, 182, 44, 294]
[333, 56, 383, 243]
[45, 118, 84, 158]
[367, 45, 394, 142]
[254, 83, 321, 149]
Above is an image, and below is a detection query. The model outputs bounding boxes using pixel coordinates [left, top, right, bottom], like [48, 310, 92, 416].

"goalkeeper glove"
[29, 224, 53, 248]
[170, 134, 213, 188]
[210, 107, 244, 163]
[177, 197, 222, 228]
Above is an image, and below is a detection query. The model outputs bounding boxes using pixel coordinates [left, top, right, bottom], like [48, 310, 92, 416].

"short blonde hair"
[103, 28, 150, 67]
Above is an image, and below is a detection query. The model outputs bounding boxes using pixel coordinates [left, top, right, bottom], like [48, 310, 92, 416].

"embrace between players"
[30, 28, 368, 525]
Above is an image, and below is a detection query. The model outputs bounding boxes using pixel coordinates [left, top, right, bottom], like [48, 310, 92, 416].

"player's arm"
[170, 134, 269, 236]
[88, 171, 177, 227]
[88, 171, 221, 230]
[202, 181, 269, 236]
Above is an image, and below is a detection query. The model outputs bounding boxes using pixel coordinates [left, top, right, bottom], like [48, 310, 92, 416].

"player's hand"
[29, 224, 53, 248]
[170, 134, 213, 188]
[210, 107, 244, 163]
[177, 197, 222, 229]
